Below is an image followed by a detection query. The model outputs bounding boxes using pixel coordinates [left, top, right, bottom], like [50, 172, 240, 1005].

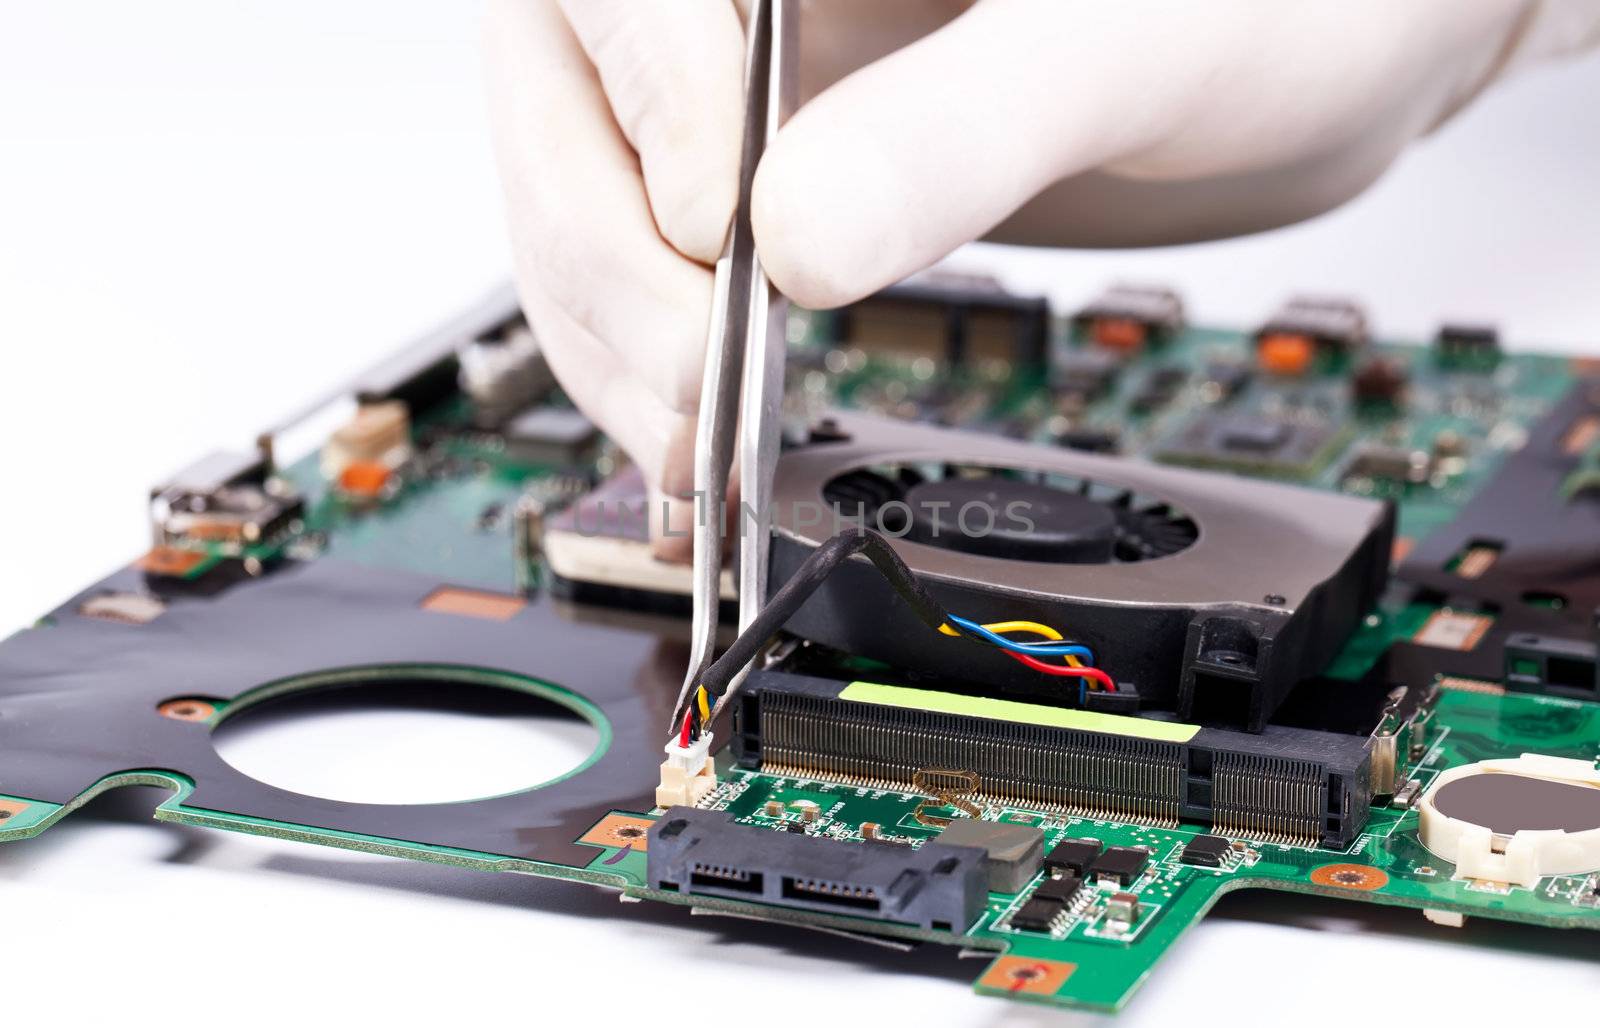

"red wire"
[1003, 650, 1117, 692]
[679, 709, 693, 747]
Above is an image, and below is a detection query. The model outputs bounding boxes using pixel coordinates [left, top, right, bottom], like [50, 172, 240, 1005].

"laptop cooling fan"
[767, 413, 1395, 731]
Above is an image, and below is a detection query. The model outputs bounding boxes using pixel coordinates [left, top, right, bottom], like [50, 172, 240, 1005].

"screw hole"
[158, 697, 220, 722]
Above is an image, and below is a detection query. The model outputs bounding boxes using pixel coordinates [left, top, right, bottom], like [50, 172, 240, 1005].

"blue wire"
[946, 614, 1096, 664]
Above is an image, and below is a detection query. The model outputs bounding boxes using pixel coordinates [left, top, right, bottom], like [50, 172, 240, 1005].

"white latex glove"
[485, 0, 1599, 558]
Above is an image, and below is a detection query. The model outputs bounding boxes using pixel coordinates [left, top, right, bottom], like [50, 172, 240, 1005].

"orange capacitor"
[338, 460, 391, 498]
[1090, 317, 1147, 352]
[137, 546, 208, 577]
[1257, 332, 1316, 376]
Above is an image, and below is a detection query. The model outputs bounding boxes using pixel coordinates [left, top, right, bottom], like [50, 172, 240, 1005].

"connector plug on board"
[656, 734, 716, 808]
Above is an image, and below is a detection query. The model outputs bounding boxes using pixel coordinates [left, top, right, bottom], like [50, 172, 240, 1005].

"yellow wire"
[981, 621, 1085, 667]
[696, 686, 711, 723]
[939, 619, 1084, 666]
[977, 619, 1063, 641]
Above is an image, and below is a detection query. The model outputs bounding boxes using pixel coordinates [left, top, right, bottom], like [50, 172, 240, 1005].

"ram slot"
[759, 691, 1182, 826]
[1211, 752, 1324, 845]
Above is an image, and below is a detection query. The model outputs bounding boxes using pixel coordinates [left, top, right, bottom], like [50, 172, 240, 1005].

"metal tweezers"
[675, 0, 797, 722]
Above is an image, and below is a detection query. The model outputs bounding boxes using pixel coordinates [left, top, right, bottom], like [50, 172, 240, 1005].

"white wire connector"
[656, 733, 716, 808]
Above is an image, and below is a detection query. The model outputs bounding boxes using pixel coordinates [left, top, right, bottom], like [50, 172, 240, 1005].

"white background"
[2, 3, 1598, 1025]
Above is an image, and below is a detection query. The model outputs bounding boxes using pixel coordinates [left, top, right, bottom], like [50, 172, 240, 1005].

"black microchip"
[1130, 366, 1187, 412]
[1435, 322, 1500, 367]
[1156, 411, 1341, 478]
[1009, 897, 1064, 933]
[1044, 838, 1101, 877]
[1052, 349, 1120, 400]
[1088, 846, 1149, 884]
[1220, 415, 1290, 453]
[1342, 446, 1428, 485]
[1148, 365, 1188, 390]
[781, 820, 807, 833]
[1055, 425, 1120, 453]
[503, 407, 600, 466]
[1032, 875, 1082, 905]
[1179, 834, 1232, 868]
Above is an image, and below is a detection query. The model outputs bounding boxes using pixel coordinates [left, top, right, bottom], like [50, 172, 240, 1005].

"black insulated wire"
[676, 526, 950, 731]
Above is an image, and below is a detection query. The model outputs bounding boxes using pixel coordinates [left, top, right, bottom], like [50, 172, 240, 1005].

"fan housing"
[767, 413, 1395, 732]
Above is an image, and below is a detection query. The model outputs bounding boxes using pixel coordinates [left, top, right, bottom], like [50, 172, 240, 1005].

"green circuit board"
[5, 292, 1598, 1014]
[579, 687, 1600, 1011]
[220, 309, 1581, 592]
[787, 307, 1577, 545]
[4, 687, 1591, 1014]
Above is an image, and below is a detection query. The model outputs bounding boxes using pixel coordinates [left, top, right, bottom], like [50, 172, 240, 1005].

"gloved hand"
[485, 0, 1598, 559]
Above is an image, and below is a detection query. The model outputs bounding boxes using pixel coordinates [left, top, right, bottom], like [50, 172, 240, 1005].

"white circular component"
[1418, 754, 1600, 887]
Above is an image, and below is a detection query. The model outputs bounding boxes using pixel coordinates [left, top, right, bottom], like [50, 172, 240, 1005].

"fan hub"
[903, 478, 1116, 563]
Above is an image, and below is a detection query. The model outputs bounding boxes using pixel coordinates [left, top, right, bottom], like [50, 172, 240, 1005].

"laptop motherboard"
[2, 279, 1596, 1012]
